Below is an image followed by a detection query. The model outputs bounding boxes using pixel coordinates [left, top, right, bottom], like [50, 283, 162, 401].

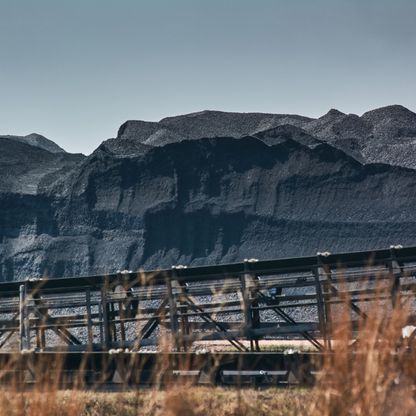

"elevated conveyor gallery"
[0, 245, 415, 386]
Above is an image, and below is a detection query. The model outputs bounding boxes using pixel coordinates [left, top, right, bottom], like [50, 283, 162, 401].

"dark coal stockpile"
[2, 105, 416, 281]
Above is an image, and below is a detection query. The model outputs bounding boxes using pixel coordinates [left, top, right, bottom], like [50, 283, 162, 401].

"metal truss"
[0, 245, 415, 353]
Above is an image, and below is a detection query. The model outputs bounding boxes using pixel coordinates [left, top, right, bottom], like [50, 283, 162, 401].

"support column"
[19, 284, 29, 351]
[251, 276, 261, 351]
[167, 269, 179, 350]
[101, 280, 111, 350]
[318, 255, 332, 351]
[242, 260, 258, 350]
[178, 281, 190, 351]
[86, 288, 93, 347]
[313, 259, 329, 351]
[389, 245, 402, 307]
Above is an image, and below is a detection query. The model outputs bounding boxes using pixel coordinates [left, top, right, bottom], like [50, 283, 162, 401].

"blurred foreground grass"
[0, 387, 312, 416]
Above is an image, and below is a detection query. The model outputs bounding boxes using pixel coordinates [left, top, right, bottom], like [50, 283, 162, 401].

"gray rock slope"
[0, 133, 66, 154]
[0, 137, 84, 194]
[2, 105, 416, 281]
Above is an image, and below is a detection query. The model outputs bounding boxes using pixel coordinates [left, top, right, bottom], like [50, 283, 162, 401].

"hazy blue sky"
[1, 0, 415, 154]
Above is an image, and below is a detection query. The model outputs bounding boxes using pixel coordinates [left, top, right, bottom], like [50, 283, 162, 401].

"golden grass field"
[0, 388, 312, 416]
[1, 287, 416, 415]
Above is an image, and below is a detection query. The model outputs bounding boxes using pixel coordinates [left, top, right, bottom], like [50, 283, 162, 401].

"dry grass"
[309, 289, 416, 416]
[1, 285, 416, 415]
[0, 388, 312, 416]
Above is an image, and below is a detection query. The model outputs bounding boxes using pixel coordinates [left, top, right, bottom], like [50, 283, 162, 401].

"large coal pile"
[1, 105, 416, 281]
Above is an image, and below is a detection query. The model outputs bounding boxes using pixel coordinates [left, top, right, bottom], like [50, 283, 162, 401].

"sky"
[0, 0, 415, 155]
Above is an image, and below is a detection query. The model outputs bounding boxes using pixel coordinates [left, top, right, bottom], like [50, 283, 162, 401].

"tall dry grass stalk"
[310, 279, 416, 416]
[1, 275, 416, 415]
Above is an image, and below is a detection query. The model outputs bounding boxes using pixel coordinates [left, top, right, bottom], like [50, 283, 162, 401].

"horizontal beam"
[1, 245, 415, 295]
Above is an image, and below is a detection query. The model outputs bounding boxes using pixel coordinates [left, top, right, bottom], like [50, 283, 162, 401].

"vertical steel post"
[33, 292, 46, 350]
[86, 288, 93, 347]
[178, 281, 190, 351]
[24, 283, 31, 348]
[318, 257, 332, 351]
[119, 302, 126, 346]
[110, 302, 117, 342]
[101, 280, 110, 350]
[19, 284, 27, 351]
[167, 269, 179, 349]
[242, 261, 253, 349]
[251, 276, 261, 351]
[313, 263, 329, 350]
[118, 284, 127, 346]
[389, 246, 402, 307]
